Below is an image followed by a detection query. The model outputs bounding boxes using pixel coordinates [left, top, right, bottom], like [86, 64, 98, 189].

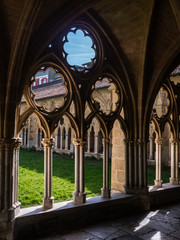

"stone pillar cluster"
[124, 138, 148, 194]
[0, 138, 22, 235]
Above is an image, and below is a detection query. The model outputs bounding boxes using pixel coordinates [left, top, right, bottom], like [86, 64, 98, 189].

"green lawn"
[19, 149, 105, 208]
[19, 149, 174, 208]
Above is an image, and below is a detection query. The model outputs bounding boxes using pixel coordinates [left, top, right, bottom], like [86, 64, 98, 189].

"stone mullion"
[101, 138, 110, 198]
[73, 139, 86, 204]
[42, 138, 54, 209]
[154, 139, 163, 187]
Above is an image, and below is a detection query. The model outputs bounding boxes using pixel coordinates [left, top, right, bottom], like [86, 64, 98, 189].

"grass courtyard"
[19, 149, 173, 208]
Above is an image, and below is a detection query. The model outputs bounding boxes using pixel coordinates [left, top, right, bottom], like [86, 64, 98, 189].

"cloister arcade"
[0, 1, 180, 239]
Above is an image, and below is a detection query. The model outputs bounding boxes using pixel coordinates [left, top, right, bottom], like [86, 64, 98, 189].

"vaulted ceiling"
[0, 0, 180, 137]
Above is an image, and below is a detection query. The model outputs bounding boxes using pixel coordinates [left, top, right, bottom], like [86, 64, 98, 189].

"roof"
[171, 65, 180, 76]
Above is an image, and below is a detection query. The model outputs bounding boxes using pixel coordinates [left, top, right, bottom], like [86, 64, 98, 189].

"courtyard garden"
[19, 149, 174, 208]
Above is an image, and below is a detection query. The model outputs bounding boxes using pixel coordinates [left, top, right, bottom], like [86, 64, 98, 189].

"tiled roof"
[171, 65, 180, 76]
[21, 79, 111, 102]
[33, 82, 66, 100]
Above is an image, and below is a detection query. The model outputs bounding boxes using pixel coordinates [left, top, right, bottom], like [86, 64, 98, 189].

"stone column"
[13, 138, 22, 212]
[65, 134, 68, 150]
[73, 138, 86, 204]
[149, 137, 154, 160]
[54, 134, 58, 149]
[87, 134, 90, 153]
[0, 138, 21, 237]
[124, 139, 148, 194]
[101, 138, 111, 198]
[170, 139, 179, 185]
[60, 135, 63, 150]
[94, 135, 98, 154]
[42, 138, 54, 209]
[154, 139, 163, 187]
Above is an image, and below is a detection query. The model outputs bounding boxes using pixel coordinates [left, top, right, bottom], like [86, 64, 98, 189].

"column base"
[43, 197, 54, 209]
[154, 180, 162, 187]
[73, 191, 86, 204]
[101, 188, 111, 198]
[170, 178, 179, 185]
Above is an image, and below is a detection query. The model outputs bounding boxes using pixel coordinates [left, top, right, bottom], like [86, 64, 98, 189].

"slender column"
[101, 138, 110, 198]
[87, 134, 90, 153]
[154, 139, 163, 187]
[13, 138, 22, 212]
[73, 138, 86, 204]
[94, 135, 98, 154]
[54, 134, 58, 149]
[149, 137, 154, 160]
[65, 134, 68, 150]
[60, 135, 63, 150]
[42, 138, 54, 209]
[170, 139, 179, 185]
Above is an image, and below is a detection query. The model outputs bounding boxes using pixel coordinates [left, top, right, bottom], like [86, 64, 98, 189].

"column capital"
[14, 138, 22, 150]
[170, 139, 179, 145]
[102, 138, 110, 144]
[124, 139, 133, 145]
[41, 138, 54, 147]
[72, 138, 86, 146]
[155, 138, 163, 145]
[0, 138, 20, 150]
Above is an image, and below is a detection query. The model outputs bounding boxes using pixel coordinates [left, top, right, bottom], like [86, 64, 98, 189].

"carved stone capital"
[102, 138, 110, 144]
[155, 138, 163, 145]
[169, 139, 179, 145]
[72, 138, 86, 146]
[0, 138, 21, 151]
[41, 138, 54, 147]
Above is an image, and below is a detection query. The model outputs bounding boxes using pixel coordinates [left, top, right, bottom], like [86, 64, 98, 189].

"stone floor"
[38, 202, 180, 240]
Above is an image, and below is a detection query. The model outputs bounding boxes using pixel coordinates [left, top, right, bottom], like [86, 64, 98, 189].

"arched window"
[57, 127, 60, 149]
[98, 130, 103, 154]
[38, 128, 41, 147]
[68, 128, 71, 150]
[90, 126, 95, 152]
[25, 128, 28, 146]
[62, 128, 66, 149]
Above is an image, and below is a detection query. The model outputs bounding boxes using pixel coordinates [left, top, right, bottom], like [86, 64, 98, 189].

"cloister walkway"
[38, 202, 180, 240]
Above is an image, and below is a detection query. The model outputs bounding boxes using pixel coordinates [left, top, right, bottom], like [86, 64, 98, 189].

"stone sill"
[17, 193, 133, 218]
